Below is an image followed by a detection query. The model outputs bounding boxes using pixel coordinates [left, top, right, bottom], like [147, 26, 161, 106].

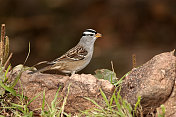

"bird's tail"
[29, 65, 52, 74]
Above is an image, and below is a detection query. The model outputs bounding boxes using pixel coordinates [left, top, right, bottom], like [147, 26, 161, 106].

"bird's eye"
[82, 34, 94, 36]
[88, 34, 94, 36]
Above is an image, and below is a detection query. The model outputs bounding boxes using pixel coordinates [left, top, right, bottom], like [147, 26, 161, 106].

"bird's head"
[80, 29, 102, 45]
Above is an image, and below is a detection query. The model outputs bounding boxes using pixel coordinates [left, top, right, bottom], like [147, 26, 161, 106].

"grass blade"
[42, 89, 46, 111]
[133, 96, 141, 116]
[59, 84, 70, 117]
[4, 64, 11, 82]
[10, 71, 22, 88]
[0, 80, 16, 96]
[99, 88, 109, 107]
[27, 92, 41, 106]
[23, 42, 30, 65]
[84, 97, 105, 113]
[114, 71, 130, 86]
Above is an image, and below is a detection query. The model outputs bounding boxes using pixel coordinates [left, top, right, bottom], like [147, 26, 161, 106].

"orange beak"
[95, 33, 102, 38]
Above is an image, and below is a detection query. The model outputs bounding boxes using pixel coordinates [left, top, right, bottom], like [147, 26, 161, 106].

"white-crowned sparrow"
[34, 29, 102, 75]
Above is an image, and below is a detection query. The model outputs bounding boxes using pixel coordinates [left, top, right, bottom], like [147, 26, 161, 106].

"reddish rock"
[120, 51, 176, 114]
[9, 69, 114, 114]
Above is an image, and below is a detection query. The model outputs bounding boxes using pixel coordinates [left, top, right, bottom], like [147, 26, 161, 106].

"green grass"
[40, 84, 71, 117]
[157, 105, 165, 117]
[79, 87, 134, 117]
[0, 65, 71, 116]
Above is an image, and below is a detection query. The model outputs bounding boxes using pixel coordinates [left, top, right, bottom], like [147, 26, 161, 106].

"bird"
[33, 29, 102, 75]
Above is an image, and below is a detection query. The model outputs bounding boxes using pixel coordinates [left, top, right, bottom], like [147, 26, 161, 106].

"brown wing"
[48, 45, 88, 64]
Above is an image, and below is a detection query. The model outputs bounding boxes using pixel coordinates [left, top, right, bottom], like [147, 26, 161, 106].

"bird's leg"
[70, 71, 76, 77]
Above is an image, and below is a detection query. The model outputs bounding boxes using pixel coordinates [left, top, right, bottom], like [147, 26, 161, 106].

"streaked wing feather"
[48, 45, 88, 64]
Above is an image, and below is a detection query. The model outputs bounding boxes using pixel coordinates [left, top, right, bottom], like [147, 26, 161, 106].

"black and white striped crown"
[82, 29, 97, 36]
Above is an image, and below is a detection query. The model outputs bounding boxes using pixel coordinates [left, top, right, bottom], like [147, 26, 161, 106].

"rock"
[8, 51, 176, 115]
[157, 79, 176, 117]
[120, 51, 176, 114]
[8, 69, 114, 114]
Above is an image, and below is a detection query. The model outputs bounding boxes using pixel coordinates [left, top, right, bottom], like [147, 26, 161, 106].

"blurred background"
[0, 0, 176, 77]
